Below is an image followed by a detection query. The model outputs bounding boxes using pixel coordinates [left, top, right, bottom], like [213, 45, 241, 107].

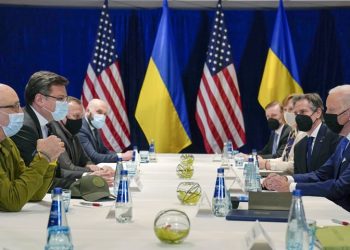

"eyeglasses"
[40, 93, 68, 102]
[0, 102, 21, 112]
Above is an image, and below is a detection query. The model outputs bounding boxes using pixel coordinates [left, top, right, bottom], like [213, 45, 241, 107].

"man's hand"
[122, 150, 133, 161]
[264, 175, 290, 192]
[258, 158, 266, 169]
[86, 164, 100, 172]
[37, 135, 65, 162]
[90, 168, 114, 186]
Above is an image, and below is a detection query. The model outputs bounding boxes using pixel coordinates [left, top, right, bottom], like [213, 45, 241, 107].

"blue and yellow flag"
[258, 0, 303, 108]
[135, 0, 192, 153]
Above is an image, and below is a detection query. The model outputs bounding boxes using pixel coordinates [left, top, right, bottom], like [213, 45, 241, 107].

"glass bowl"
[154, 209, 190, 244]
[177, 182, 202, 205]
[180, 154, 194, 166]
[176, 163, 194, 179]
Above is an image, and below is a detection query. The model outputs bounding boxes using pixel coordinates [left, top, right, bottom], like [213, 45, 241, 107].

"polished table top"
[1, 154, 349, 250]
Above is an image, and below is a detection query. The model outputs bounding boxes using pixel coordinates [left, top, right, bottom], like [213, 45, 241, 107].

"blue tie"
[272, 132, 279, 155]
[306, 136, 314, 170]
[283, 131, 296, 161]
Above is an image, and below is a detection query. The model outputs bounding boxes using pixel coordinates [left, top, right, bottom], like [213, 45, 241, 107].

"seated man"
[78, 99, 132, 164]
[263, 85, 350, 212]
[49, 96, 114, 185]
[258, 94, 307, 174]
[0, 84, 65, 212]
[258, 101, 292, 159]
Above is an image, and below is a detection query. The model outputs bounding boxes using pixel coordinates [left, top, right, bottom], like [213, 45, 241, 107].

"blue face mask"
[51, 101, 68, 121]
[1, 112, 24, 137]
[91, 114, 106, 129]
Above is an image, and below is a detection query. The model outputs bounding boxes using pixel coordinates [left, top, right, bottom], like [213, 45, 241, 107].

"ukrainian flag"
[135, 0, 192, 153]
[258, 0, 303, 108]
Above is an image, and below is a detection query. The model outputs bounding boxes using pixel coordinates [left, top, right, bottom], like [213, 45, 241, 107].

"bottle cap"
[133, 145, 138, 150]
[217, 167, 224, 173]
[121, 170, 128, 175]
[292, 189, 302, 196]
[252, 149, 257, 153]
[53, 187, 62, 195]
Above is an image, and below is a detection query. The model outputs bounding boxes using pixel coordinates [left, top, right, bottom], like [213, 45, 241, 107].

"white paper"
[244, 220, 276, 250]
[196, 191, 213, 217]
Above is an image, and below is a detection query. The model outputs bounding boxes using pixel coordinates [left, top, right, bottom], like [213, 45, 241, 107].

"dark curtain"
[0, 5, 350, 153]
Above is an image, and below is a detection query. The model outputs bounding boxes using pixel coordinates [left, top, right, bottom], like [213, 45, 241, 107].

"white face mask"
[91, 114, 106, 129]
[1, 112, 24, 137]
[284, 112, 296, 127]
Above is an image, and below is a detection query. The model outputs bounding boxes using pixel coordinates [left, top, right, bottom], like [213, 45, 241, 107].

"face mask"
[91, 114, 106, 129]
[65, 118, 82, 135]
[1, 112, 24, 137]
[284, 112, 296, 127]
[324, 113, 344, 134]
[295, 114, 314, 132]
[267, 118, 280, 130]
[50, 101, 68, 121]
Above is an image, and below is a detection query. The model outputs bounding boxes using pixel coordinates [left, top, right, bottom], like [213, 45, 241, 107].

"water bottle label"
[48, 200, 62, 228]
[116, 180, 129, 202]
[213, 178, 226, 198]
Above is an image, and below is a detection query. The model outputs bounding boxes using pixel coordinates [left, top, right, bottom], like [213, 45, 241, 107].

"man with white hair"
[78, 99, 132, 164]
[0, 84, 65, 211]
[263, 85, 350, 212]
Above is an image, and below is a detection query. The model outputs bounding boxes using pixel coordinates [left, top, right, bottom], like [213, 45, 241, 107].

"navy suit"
[258, 124, 292, 159]
[78, 118, 117, 164]
[294, 137, 350, 211]
[293, 123, 340, 174]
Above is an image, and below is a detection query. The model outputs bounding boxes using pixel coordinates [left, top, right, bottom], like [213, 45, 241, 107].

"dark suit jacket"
[258, 124, 292, 159]
[293, 123, 340, 174]
[294, 137, 350, 212]
[11, 105, 75, 190]
[49, 121, 93, 179]
[78, 118, 117, 164]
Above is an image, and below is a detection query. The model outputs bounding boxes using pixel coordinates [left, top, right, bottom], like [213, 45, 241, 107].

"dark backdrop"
[0, 5, 349, 152]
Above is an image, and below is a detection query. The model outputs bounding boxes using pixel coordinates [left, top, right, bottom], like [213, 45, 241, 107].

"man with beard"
[258, 101, 292, 159]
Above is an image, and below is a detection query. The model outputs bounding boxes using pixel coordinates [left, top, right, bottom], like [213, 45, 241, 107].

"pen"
[332, 218, 349, 226]
[80, 202, 102, 207]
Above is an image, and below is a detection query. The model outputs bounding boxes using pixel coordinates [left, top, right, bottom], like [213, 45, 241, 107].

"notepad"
[316, 226, 350, 250]
[226, 209, 289, 222]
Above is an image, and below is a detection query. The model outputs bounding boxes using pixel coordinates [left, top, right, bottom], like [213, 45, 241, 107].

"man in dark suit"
[263, 85, 350, 212]
[258, 101, 292, 159]
[11, 71, 75, 189]
[78, 99, 132, 164]
[293, 93, 340, 174]
[48, 96, 114, 185]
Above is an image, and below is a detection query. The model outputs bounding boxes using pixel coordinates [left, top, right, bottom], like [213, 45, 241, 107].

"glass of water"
[62, 189, 71, 213]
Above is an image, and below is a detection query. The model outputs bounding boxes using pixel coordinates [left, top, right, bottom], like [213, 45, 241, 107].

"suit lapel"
[309, 124, 326, 171]
[82, 118, 99, 150]
[298, 136, 308, 173]
[336, 139, 350, 178]
[24, 105, 43, 138]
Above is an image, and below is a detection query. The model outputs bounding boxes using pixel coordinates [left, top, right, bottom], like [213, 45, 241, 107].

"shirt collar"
[310, 122, 322, 138]
[85, 116, 95, 131]
[30, 105, 49, 127]
[275, 124, 284, 136]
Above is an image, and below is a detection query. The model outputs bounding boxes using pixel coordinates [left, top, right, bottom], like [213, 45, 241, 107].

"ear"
[34, 93, 45, 107]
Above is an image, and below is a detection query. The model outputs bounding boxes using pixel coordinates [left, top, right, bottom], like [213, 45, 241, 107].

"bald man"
[263, 85, 350, 212]
[0, 84, 65, 211]
[78, 99, 132, 164]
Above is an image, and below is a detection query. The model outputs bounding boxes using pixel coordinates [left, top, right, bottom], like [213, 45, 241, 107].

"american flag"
[81, 0, 130, 151]
[195, 0, 246, 153]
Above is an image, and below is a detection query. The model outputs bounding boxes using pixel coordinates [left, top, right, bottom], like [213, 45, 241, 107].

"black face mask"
[65, 118, 83, 135]
[295, 114, 314, 132]
[267, 118, 280, 130]
[324, 113, 344, 134]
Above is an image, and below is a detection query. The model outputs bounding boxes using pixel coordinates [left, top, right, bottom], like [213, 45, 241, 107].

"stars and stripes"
[195, 0, 246, 153]
[81, 0, 130, 151]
